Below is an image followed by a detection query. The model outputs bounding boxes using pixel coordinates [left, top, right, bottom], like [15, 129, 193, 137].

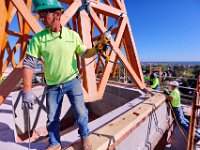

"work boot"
[81, 137, 92, 150]
[46, 143, 61, 150]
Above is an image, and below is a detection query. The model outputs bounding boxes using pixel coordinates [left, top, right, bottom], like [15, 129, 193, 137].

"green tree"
[193, 65, 200, 78]
[173, 65, 185, 77]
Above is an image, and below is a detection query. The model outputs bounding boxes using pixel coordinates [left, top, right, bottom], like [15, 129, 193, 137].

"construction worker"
[22, 0, 107, 149]
[144, 72, 160, 90]
[164, 81, 200, 141]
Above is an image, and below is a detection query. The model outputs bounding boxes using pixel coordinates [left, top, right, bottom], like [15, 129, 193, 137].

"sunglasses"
[38, 10, 56, 18]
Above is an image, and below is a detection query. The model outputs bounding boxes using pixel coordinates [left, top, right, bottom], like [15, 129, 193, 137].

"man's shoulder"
[62, 27, 79, 36]
[170, 89, 180, 96]
[33, 29, 48, 39]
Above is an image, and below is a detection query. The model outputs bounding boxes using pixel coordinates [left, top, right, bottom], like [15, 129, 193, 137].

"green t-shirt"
[170, 88, 181, 107]
[151, 78, 160, 89]
[144, 75, 160, 89]
[26, 27, 86, 85]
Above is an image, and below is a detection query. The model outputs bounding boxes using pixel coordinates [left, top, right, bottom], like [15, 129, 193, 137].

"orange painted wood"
[114, 0, 127, 14]
[78, 11, 98, 101]
[0, 0, 9, 76]
[0, 63, 23, 105]
[0, 0, 146, 104]
[6, 30, 32, 38]
[123, 19, 144, 82]
[90, 1, 124, 18]
[60, 1, 81, 26]
[11, 0, 42, 33]
[5, 41, 17, 68]
[104, 0, 112, 6]
[111, 41, 123, 77]
[72, 16, 77, 32]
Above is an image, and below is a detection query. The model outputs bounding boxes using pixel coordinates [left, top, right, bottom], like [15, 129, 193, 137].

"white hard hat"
[169, 81, 179, 87]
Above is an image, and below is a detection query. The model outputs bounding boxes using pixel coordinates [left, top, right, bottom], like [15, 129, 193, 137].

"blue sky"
[125, 0, 200, 62]
[7, 0, 200, 62]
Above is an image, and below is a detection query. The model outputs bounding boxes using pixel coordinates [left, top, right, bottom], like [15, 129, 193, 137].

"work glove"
[163, 88, 170, 95]
[22, 90, 36, 110]
[95, 41, 109, 53]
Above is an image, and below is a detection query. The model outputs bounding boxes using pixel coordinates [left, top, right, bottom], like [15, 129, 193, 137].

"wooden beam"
[78, 11, 98, 101]
[72, 16, 77, 32]
[6, 29, 32, 39]
[60, 0, 81, 26]
[97, 16, 127, 96]
[90, 8, 145, 96]
[113, 0, 127, 14]
[111, 41, 123, 77]
[123, 20, 144, 82]
[4, 41, 18, 69]
[110, 40, 145, 89]
[90, 1, 125, 19]
[0, 62, 23, 105]
[11, 0, 42, 33]
[92, 27, 119, 42]
[0, 0, 10, 76]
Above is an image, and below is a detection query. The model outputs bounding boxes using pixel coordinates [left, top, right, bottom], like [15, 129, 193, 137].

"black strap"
[76, 0, 90, 18]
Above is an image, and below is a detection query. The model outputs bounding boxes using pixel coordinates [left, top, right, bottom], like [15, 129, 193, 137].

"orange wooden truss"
[0, 0, 145, 104]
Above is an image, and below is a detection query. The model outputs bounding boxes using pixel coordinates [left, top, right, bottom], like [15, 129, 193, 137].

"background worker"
[144, 72, 160, 90]
[164, 81, 200, 140]
[22, 0, 108, 149]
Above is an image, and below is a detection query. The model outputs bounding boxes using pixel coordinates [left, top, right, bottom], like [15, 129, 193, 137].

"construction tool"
[95, 13, 124, 61]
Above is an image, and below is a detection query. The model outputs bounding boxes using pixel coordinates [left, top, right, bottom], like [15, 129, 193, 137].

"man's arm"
[151, 78, 159, 89]
[23, 54, 38, 91]
[81, 48, 97, 58]
[23, 67, 34, 91]
[165, 94, 174, 101]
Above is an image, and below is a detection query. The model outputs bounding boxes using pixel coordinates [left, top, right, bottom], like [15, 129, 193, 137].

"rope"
[76, 0, 90, 18]
[151, 89, 188, 140]
[27, 108, 31, 150]
[167, 100, 188, 140]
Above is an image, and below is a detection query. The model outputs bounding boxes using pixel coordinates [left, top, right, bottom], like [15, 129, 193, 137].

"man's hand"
[163, 88, 170, 95]
[95, 41, 109, 53]
[22, 90, 36, 110]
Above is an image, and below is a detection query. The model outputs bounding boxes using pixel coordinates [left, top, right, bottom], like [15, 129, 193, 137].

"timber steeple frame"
[0, 0, 145, 104]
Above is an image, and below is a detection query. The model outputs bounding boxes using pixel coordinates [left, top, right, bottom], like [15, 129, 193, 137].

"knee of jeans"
[47, 114, 60, 125]
[77, 111, 88, 124]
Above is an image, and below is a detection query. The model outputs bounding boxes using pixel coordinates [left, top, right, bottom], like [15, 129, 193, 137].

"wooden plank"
[2, 39, 21, 72]
[115, 17, 126, 45]
[1, 6, 19, 72]
[65, 93, 167, 150]
[91, 9, 145, 91]
[104, 0, 112, 6]
[17, 11, 23, 33]
[123, 19, 144, 82]
[60, 1, 81, 26]
[20, 0, 32, 60]
[11, 0, 42, 33]
[0, 0, 9, 76]
[110, 41, 145, 89]
[111, 41, 123, 77]
[114, 0, 127, 14]
[72, 16, 77, 32]
[95, 57, 101, 74]
[5, 41, 17, 68]
[0, 64, 23, 105]
[1, 1, 15, 75]
[97, 17, 128, 96]
[90, 1, 125, 19]
[6, 29, 32, 38]
[78, 10, 98, 101]
[0, 0, 41, 104]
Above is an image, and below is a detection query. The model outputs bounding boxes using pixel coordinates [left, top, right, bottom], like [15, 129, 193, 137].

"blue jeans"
[152, 85, 160, 90]
[46, 78, 89, 146]
[173, 107, 200, 138]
